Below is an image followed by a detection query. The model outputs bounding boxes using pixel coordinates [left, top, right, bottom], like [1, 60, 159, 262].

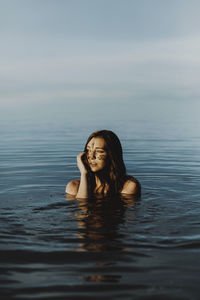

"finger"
[77, 152, 86, 164]
[77, 152, 85, 158]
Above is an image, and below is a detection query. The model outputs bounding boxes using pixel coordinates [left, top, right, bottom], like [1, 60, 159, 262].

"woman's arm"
[76, 152, 89, 198]
[76, 173, 89, 199]
[66, 152, 89, 199]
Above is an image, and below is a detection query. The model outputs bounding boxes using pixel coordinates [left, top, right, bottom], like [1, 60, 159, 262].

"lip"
[89, 163, 97, 167]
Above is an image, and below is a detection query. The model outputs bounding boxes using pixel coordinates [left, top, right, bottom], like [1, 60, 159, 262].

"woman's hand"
[77, 152, 88, 175]
[76, 152, 89, 198]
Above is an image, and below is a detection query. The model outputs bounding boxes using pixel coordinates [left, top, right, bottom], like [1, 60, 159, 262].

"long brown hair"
[84, 130, 140, 197]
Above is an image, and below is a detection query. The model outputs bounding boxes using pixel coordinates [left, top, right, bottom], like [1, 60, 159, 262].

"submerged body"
[66, 130, 141, 198]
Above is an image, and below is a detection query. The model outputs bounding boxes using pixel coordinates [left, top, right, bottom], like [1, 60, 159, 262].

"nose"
[89, 151, 96, 159]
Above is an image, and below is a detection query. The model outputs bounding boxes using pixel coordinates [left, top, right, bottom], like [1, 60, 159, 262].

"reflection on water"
[65, 194, 140, 284]
[86, 273, 121, 283]
[66, 194, 139, 253]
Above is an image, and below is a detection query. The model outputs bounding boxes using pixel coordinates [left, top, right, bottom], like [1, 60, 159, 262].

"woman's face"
[86, 137, 108, 172]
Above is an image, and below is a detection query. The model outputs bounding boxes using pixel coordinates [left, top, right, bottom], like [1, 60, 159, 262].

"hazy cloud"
[1, 0, 200, 111]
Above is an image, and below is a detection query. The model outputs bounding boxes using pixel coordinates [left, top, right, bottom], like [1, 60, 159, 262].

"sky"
[1, 0, 200, 124]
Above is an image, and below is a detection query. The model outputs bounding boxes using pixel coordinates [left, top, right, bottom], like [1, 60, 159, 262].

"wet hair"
[84, 130, 140, 197]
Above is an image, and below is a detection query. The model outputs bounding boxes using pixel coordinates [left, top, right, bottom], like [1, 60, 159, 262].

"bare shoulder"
[121, 180, 137, 195]
[65, 179, 80, 196]
[121, 178, 141, 196]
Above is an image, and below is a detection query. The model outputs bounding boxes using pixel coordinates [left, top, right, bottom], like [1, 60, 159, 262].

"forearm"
[76, 173, 89, 198]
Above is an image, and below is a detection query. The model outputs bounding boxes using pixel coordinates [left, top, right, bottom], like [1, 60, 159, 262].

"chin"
[90, 167, 100, 172]
[90, 166, 103, 173]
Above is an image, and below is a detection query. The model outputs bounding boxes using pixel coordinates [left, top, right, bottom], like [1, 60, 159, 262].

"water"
[1, 115, 200, 300]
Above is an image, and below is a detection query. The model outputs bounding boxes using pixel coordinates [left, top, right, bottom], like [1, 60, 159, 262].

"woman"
[66, 130, 141, 198]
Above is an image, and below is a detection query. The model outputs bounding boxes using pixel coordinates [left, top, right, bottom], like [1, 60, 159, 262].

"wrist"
[80, 171, 88, 176]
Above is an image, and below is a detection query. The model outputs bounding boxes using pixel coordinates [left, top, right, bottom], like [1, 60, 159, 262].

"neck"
[95, 175, 101, 188]
[94, 174, 109, 195]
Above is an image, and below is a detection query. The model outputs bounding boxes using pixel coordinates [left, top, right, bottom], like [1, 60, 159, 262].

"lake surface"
[1, 114, 200, 300]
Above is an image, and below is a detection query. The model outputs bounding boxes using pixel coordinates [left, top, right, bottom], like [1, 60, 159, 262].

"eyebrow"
[86, 146, 105, 150]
